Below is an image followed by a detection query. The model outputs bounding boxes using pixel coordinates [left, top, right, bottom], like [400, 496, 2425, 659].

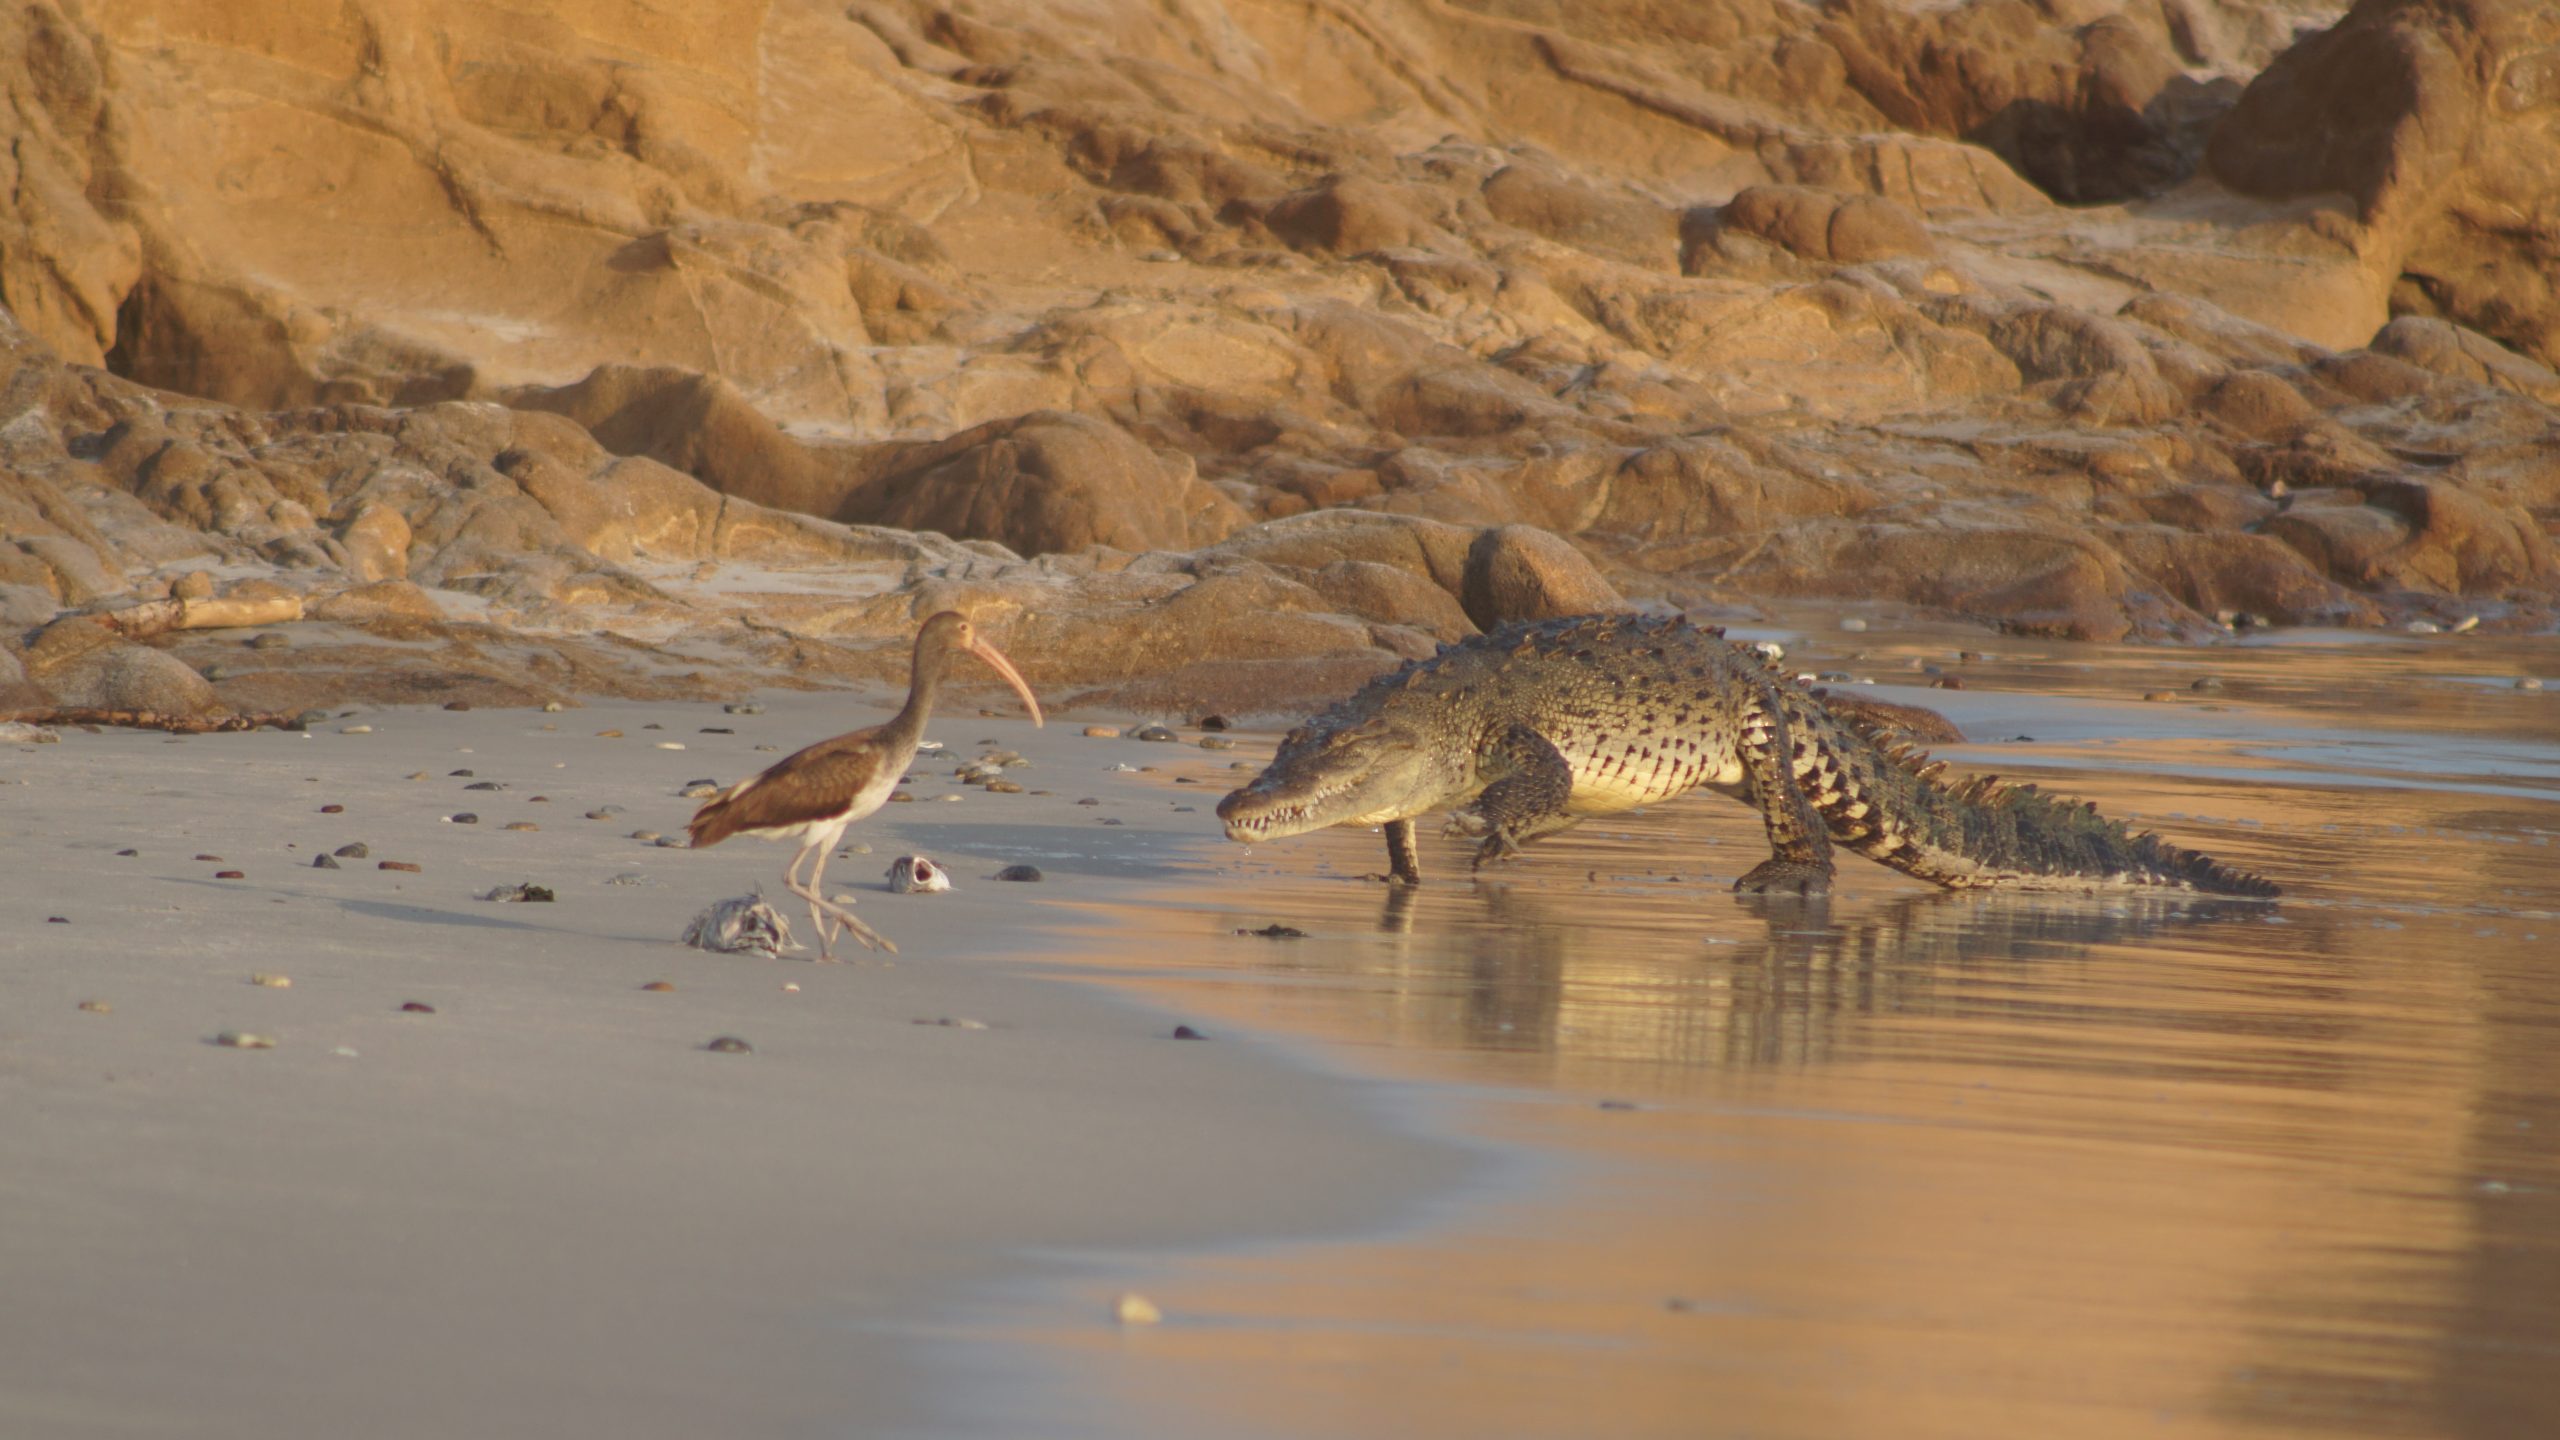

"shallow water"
[936, 633, 2560, 1439]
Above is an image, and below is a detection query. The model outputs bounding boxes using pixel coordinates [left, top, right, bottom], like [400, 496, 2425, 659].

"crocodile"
[1216, 613, 2278, 898]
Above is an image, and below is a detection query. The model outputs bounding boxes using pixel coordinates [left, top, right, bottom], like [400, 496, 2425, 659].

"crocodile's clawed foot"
[1469, 832, 1525, 870]
[1733, 859, 1835, 897]
[1441, 809, 1492, 840]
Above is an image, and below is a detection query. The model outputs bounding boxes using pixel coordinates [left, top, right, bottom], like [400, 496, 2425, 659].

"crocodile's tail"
[1790, 692, 2280, 898]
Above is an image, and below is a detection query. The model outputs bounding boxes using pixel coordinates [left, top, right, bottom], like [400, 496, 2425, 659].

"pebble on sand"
[213, 1031, 276, 1049]
[379, 860, 422, 873]
[1172, 1024, 1208, 1040]
[505, 821, 539, 832]
[1082, 725, 1121, 738]
[251, 973, 291, 987]
[319, 803, 345, 813]
[642, 981, 675, 992]
[704, 1036, 753, 1054]
[78, 1000, 110, 1014]
[215, 870, 245, 879]
[400, 1001, 437, 1014]
[993, 864, 1043, 882]
[1113, 1293, 1164, 1326]
[312, 853, 340, 868]
[334, 842, 369, 858]
[1131, 725, 1177, 742]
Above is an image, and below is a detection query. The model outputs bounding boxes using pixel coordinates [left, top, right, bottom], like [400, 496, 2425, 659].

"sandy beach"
[0, 692, 1472, 1438]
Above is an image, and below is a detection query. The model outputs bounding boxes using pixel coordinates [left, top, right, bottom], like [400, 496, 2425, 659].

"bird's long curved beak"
[967, 639, 1045, 728]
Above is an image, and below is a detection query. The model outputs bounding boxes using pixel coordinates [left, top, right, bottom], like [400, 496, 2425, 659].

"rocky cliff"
[3, 0, 2554, 718]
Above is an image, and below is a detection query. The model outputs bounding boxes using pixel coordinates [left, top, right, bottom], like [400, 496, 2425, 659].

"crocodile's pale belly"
[1560, 735, 1740, 813]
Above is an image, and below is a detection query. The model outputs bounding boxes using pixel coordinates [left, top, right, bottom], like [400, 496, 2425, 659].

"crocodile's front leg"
[1732, 683, 1836, 896]
[1445, 724, 1580, 869]
[1379, 818, 1423, 885]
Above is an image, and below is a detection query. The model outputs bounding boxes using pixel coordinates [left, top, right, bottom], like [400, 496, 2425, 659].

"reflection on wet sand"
[967, 655, 2560, 1440]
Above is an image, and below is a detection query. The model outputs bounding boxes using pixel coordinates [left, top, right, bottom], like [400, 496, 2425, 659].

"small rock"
[986, 779, 1024, 794]
[654, 836, 684, 847]
[195, 854, 222, 862]
[449, 769, 474, 777]
[1197, 736, 1235, 750]
[2142, 691, 2175, 703]
[1172, 1024, 1208, 1040]
[2406, 620, 2441, 635]
[443, 700, 472, 711]
[542, 701, 564, 712]
[319, 803, 345, 813]
[334, 842, 369, 858]
[1597, 1098, 1639, 1112]
[704, 1036, 753, 1054]
[47, 915, 68, 924]
[1082, 725, 1121, 738]
[631, 830, 661, 842]
[312, 853, 340, 870]
[680, 782, 720, 799]
[77, 1000, 110, 1014]
[724, 702, 763, 715]
[698, 727, 732, 735]
[247, 632, 289, 651]
[1098, 817, 1122, 825]
[401, 1001, 436, 1014]
[214, 870, 245, 879]
[597, 729, 623, 738]
[464, 780, 504, 791]
[886, 791, 913, 803]
[2189, 677, 2225, 693]
[213, 1031, 276, 1049]
[913, 1016, 990, 1030]
[2519, 677, 2544, 691]
[1076, 797, 1100, 806]
[642, 981, 676, 992]
[448, 813, 478, 825]
[584, 808, 617, 820]
[379, 860, 422, 873]
[504, 821, 538, 832]
[1235, 923, 1307, 938]
[655, 741, 686, 751]
[993, 864, 1044, 882]
[251, 973, 290, 988]
[1131, 724, 1178, 742]
[116, 849, 137, 856]
[1839, 617, 1869, 632]
[1113, 1293, 1163, 1327]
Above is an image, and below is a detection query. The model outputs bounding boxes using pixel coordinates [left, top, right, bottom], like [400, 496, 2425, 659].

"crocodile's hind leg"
[1445, 725, 1581, 869]
[1732, 683, 1836, 896]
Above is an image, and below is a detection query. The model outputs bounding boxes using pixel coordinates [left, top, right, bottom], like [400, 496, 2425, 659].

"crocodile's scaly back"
[1218, 613, 2277, 898]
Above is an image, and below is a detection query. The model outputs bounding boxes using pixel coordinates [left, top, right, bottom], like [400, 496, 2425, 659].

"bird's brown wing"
[687, 729, 893, 846]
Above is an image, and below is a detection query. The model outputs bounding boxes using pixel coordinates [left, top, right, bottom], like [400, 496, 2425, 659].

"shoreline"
[0, 695, 1478, 1438]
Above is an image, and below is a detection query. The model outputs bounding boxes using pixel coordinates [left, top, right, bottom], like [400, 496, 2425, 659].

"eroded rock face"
[3, 0, 2555, 718]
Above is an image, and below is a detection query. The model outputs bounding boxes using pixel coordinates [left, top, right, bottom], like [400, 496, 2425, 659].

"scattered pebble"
[195, 853, 222, 862]
[912, 1016, 990, 1030]
[655, 741, 686, 751]
[724, 702, 763, 715]
[1131, 724, 1177, 742]
[77, 1000, 110, 1014]
[986, 779, 1023, 794]
[213, 1031, 276, 1049]
[1172, 1025, 1208, 1040]
[1839, 616, 1869, 632]
[117, 848, 137, 857]
[379, 860, 422, 873]
[1235, 923, 1307, 938]
[631, 830, 661, 842]
[450, 769, 474, 777]
[481, 883, 555, 903]
[993, 864, 1043, 882]
[679, 782, 720, 799]
[47, 915, 68, 924]
[699, 727, 732, 735]
[704, 1036, 753, 1054]
[248, 632, 289, 650]
[597, 729, 623, 738]
[1076, 797, 1101, 806]
[334, 842, 370, 858]
[782, 983, 800, 993]
[2190, 677, 2225, 693]
[1113, 1293, 1163, 1327]
[448, 813, 479, 825]
[1198, 736, 1234, 750]
[405, 771, 427, 780]
[1082, 725, 1121, 738]
[2521, 678, 2545, 691]
[1098, 817, 1122, 825]
[2407, 619, 2441, 635]
[584, 808, 618, 820]
[319, 803, 345, 813]
[251, 973, 291, 988]
[1597, 1099, 1640, 1112]
[2142, 691, 2175, 703]
[464, 780, 505, 791]
[400, 1001, 436, 1014]
[886, 791, 913, 803]
[505, 821, 539, 832]
[443, 700, 472, 711]
[642, 981, 676, 992]
[543, 701, 565, 712]
[312, 852, 340, 869]
[215, 870, 245, 879]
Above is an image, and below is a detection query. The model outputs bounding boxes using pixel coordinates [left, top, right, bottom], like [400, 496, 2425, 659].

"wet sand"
[0, 696, 1473, 1438]
[922, 629, 2560, 1440]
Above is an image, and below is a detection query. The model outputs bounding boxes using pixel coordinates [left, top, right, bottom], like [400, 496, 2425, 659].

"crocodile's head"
[1218, 714, 1458, 843]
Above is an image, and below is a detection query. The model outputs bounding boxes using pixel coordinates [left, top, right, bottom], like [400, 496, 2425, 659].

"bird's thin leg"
[780, 843, 837, 954]
[800, 842, 897, 957]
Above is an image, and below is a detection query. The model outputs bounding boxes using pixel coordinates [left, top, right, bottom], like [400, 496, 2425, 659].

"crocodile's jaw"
[1218, 722, 1456, 843]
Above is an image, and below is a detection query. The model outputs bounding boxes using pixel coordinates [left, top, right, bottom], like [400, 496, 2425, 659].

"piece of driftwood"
[92, 594, 305, 639]
[0, 707, 308, 734]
